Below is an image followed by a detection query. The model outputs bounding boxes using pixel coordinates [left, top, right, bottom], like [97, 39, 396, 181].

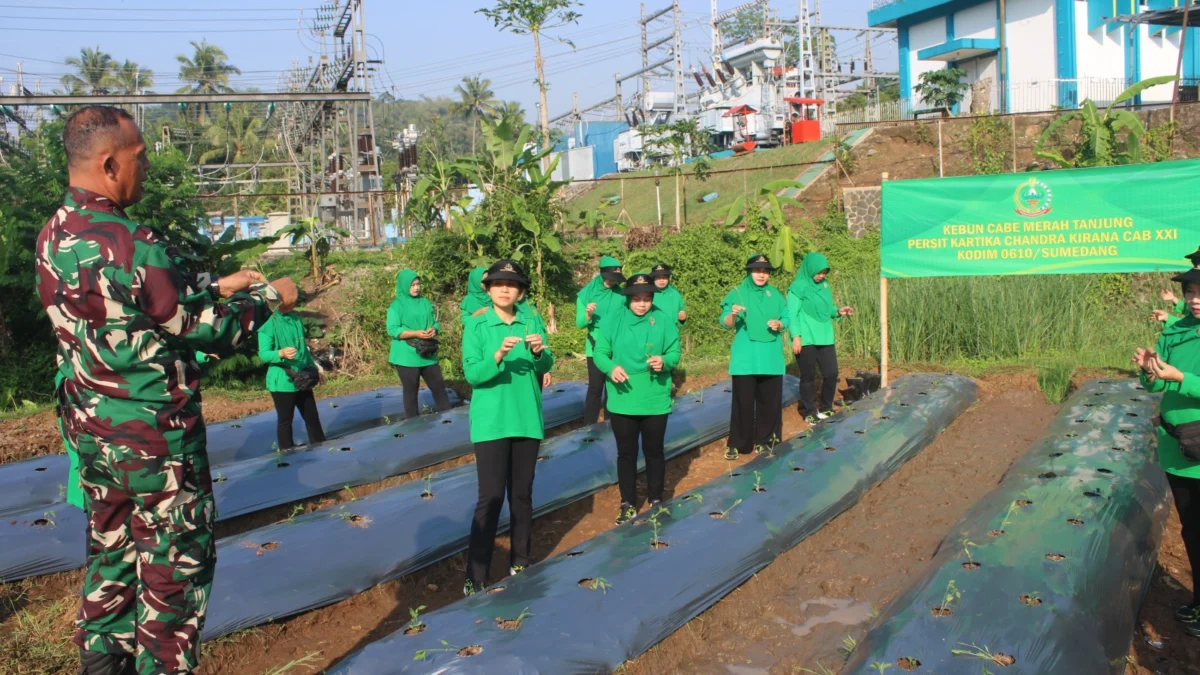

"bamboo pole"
[880, 171, 890, 387]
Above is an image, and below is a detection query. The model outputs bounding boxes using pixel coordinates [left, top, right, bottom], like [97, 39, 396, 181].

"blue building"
[868, 0, 1200, 113]
[551, 120, 629, 181]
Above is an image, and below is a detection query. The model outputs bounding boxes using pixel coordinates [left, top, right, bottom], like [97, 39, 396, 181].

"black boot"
[78, 648, 135, 675]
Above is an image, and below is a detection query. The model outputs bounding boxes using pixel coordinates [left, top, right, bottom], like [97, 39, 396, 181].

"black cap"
[1186, 246, 1200, 266]
[623, 273, 659, 296]
[483, 259, 529, 287]
[745, 253, 774, 271]
[650, 263, 671, 278]
[600, 269, 626, 284]
[1172, 267, 1200, 286]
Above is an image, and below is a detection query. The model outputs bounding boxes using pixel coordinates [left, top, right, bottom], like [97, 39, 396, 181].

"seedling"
[421, 474, 434, 499]
[57, 484, 66, 500]
[405, 605, 427, 634]
[213, 471, 227, 483]
[820, 437, 834, 453]
[284, 504, 304, 524]
[414, 640, 462, 661]
[1019, 592, 1042, 606]
[648, 505, 671, 549]
[336, 507, 354, 522]
[495, 606, 533, 630]
[382, 415, 391, 425]
[41, 510, 56, 528]
[752, 471, 766, 493]
[869, 662, 892, 675]
[796, 663, 835, 675]
[998, 500, 1020, 531]
[710, 498, 743, 520]
[932, 579, 961, 617]
[839, 635, 858, 655]
[581, 577, 612, 594]
[960, 538, 979, 568]
[342, 484, 357, 502]
[950, 642, 1016, 667]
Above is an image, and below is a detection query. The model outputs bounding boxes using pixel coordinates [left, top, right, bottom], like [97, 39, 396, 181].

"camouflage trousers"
[73, 431, 215, 675]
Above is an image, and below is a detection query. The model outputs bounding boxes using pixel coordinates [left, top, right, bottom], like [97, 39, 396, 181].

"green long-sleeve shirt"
[593, 307, 681, 416]
[258, 312, 318, 393]
[720, 297, 790, 376]
[1140, 314, 1200, 478]
[788, 288, 843, 346]
[387, 298, 441, 368]
[462, 308, 555, 443]
[576, 280, 624, 358]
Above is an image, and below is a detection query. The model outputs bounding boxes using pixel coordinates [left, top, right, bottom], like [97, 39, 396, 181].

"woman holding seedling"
[594, 272, 681, 525]
[720, 254, 789, 460]
[789, 252, 854, 423]
[259, 293, 327, 451]
[576, 255, 627, 423]
[650, 262, 687, 325]
[461, 259, 554, 595]
[1133, 264, 1200, 639]
[388, 269, 454, 420]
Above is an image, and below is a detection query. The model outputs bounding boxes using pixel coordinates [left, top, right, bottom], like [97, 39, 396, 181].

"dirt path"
[622, 376, 1060, 674]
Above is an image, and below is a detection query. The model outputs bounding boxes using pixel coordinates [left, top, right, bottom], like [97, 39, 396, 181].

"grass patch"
[0, 596, 76, 674]
[1037, 360, 1076, 404]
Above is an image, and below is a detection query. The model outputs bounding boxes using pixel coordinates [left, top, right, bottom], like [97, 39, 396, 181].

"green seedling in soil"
[405, 605, 427, 634]
[421, 474, 434, 499]
[57, 484, 65, 500]
[495, 607, 534, 630]
[382, 415, 391, 426]
[40, 510, 56, 528]
[838, 635, 858, 655]
[342, 484, 357, 502]
[960, 538, 978, 568]
[752, 471, 765, 493]
[414, 639, 462, 661]
[868, 604, 880, 620]
[950, 642, 1016, 667]
[648, 505, 672, 549]
[284, 504, 304, 524]
[1020, 591, 1042, 606]
[998, 500, 1020, 531]
[213, 471, 226, 483]
[869, 662, 893, 675]
[261, 651, 322, 675]
[933, 579, 961, 616]
[713, 498, 743, 520]
[796, 663, 835, 675]
[583, 577, 612, 593]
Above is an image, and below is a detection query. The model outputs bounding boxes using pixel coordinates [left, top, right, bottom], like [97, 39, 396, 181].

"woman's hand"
[586, 302, 597, 320]
[647, 356, 664, 372]
[542, 372, 552, 387]
[524, 333, 544, 355]
[611, 366, 629, 383]
[203, 353, 220, 361]
[279, 347, 298, 359]
[1151, 309, 1170, 323]
[494, 336, 522, 364]
[472, 307, 488, 317]
[838, 306, 855, 317]
[678, 310, 687, 322]
[1150, 355, 1185, 383]
[767, 319, 783, 332]
[792, 336, 803, 355]
[730, 304, 745, 317]
[420, 328, 436, 339]
[1162, 288, 1179, 305]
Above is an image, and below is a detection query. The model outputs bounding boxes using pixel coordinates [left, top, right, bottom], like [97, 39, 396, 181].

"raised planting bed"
[0, 384, 582, 582]
[330, 373, 976, 674]
[0, 385, 461, 519]
[842, 378, 1166, 674]
[201, 378, 798, 641]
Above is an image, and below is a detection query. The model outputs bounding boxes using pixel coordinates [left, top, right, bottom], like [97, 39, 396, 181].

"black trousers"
[1167, 473, 1200, 606]
[797, 344, 839, 418]
[584, 357, 607, 424]
[393, 364, 453, 419]
[271, 390, 326, 450]
[609, 412, 669, 505]
[729, 375, 783, 454]
[467, 437, 540, 584]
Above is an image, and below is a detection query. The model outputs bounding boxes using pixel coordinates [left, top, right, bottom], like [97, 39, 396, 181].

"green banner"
[880, 160, 1200, 278]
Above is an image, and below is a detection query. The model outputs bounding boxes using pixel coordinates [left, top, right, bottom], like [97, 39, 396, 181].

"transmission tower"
[797, 0, 816, 99]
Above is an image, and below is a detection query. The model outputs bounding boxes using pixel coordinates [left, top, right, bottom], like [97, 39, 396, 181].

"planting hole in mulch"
[854, 430, 865, 435]
[991, 654, 1016, 667]
[578, 578, 598, 589]
[897, 657, 921, 671]
[34, 467, 47, 472]
[441, 419, 452, 424]
[930, 606, 953, 617]
[1130, 396, 1144, 401]
[709, 512, 726, 519]
[242, 541, 281, 556]
[1049, 452, 1064, 458]
[723, 388, 731, 393]
[394, 433, 405, 438]
[276, 462, 290, 468]
[1020, 594, 1043, 606]
[731, 472, 743, 477]
[420, 492, 433, 500]
[1064, 432, 1078, 438]
[495, 616, 526, 630]
[330, 404, 339, 409]
[988, 529, 1004, 537]
[375, 393, 384, 398]
[1126, 412, 1139, 418]
[1045, 553, 1066, 561]
[566, 550, 584, 557]
[230, 424, 242, 428]
[962, 562, 981, 570]
[900, 402, 911, 407]
[32, 518, 49, 526]
[1067, 518, 1084, 525]
[1016, 499, 1033, 507]
[918, 392, 928, 396]
[1074, 419, 1086, 423]
[347, 514, 371, 528]
[552, 388, 565, 393]
[1111, 446, 1126, 452]
[824, 446, 836, 453]
[337, 446, 352, 452]
[582, 438, 598, 443]
[753, 486, 767, 493]
[1096, 468, 1113, 474]
[792, 466, 805, 472]
[486, 586, 505, 594]
[404, 624, 426, 635]
[881, 415, 891, 420]
[457, 646, 482, 657]
[651, 541, 669, 550]
[1117, 429, 1132, 436]
[213, 475, 227, 482]
[1038, 471, 1058, 479]
[1083, 490, 1102, 498]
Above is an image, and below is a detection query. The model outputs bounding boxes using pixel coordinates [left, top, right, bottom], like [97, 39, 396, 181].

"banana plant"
[407, 152, 459, 229]
[576, 204, 628, 239]
[1034, 74, 1178, 168]
[277, 217, 350, 286]
[717, 179, 810, 273]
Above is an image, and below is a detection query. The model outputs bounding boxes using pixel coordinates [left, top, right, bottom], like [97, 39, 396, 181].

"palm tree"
[493, 100, 526, 128]
[198, 104, 276, 164]
[110, 61, 154, 95]
[61, 46, 115, 94]
[450, 75, 498, 154]
[176, 40, 241, 122]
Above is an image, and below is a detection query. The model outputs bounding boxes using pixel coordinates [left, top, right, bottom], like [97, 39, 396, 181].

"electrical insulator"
[223, 102, 232, 114]
[851, 61, 856, 73]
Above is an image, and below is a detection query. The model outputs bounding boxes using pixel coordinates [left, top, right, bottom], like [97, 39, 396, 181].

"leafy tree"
[176, 40, 242, 122]
[110, 60, 153, 95]
[913, 67, 967, 115]
[638, 118, 714, 230]
[477, 0, 583, 167]
[719, 6, 765, 47]
[61, 46, 116, 94]
[408, 151, 461, 229]
[493, 100, 527, 128]
[1034, 75, 1178, 168]
[277, 217, 351, 287]
[450, 75, 498, 154]
[198, 103, 277, 164]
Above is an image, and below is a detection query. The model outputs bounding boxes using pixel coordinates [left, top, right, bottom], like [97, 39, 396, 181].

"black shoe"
[648, 499, 662, 511]
[78, 649, 135, 675]
[1186, 620, 1200, 638]
[724, 448, 739, 461]
[615, 502, 637, 525]
[1176, 603, 1200, 623]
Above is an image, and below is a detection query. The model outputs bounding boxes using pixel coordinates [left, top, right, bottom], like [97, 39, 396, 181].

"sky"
[0, 0, 891, 121]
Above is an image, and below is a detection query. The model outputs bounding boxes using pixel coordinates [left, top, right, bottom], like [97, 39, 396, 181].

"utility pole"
[673, 0, 686, 116]
[863, 31, 875, 91]
[711, 0, 722, 69]
[642, 3, 651, 97]
[798, 0, 816, 99]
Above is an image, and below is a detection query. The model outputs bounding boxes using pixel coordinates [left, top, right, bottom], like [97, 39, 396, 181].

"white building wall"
[1005, 0, 1057, 113]
[908, 15, 948, 106]
[1075, 7, 1125, 105]
[1141, 27, 1183, 103]
[955, 1, 996, 40]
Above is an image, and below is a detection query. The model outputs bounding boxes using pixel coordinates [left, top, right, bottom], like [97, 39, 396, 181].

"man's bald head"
[63, 106, 149, 207]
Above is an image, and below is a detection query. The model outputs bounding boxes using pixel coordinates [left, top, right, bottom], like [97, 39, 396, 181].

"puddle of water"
[780, 597, 875, 637]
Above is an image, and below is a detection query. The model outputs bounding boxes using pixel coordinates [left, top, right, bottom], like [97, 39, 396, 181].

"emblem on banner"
[1013, 177, 1053, 217]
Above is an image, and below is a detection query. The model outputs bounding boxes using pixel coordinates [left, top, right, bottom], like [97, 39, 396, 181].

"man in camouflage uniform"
[35, 106, 298, 675]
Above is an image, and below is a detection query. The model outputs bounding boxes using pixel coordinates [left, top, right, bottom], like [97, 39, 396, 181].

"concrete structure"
[868, 0, 1200, 113]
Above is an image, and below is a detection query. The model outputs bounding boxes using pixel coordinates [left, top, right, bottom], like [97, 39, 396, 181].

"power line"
[0, 14, 306, 23]
[0, 26, 298, 33]
[0, 2, 311, 10]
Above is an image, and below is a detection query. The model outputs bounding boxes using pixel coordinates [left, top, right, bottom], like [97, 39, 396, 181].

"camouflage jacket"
[35, 187, 273, 457]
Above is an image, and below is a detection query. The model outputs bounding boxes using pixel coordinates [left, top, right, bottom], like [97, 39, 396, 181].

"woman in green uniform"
[1134, 266, 1200, 638]
[576, 255, 627, 423]
[788, 252, 854, 423]
[462, 259, 554, 595]
[594, 272, 681, 524]
[460, 266, 491, 324]
[259, 295, 326, 451]
[650, 262, 687, 325]
[387, 269, 453, 419]
[720, 254, 789, 460]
